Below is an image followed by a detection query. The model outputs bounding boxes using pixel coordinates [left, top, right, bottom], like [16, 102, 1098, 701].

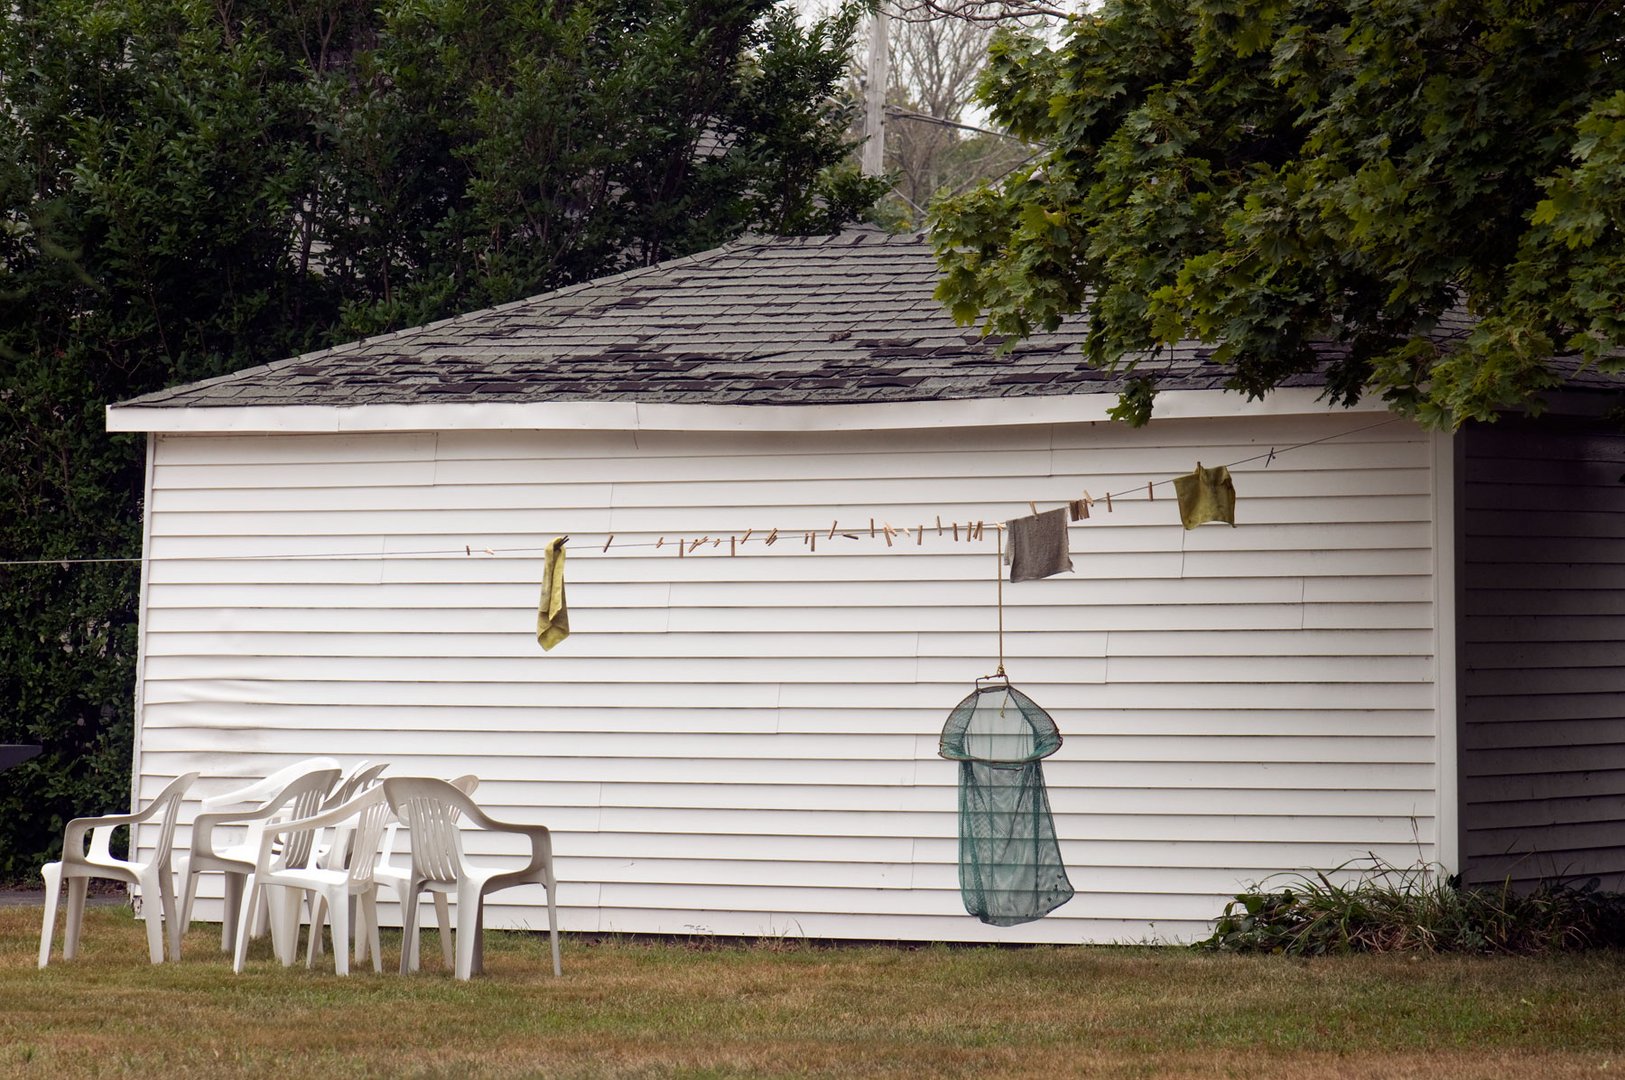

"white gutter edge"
[107, 386, 1386, 434]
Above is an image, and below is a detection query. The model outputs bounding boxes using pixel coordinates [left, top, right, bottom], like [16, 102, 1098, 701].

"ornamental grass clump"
[1198, 858, 1625, 956]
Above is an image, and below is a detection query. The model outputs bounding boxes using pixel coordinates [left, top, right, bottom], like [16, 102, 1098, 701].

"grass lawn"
[4, 905, 1624, 1079]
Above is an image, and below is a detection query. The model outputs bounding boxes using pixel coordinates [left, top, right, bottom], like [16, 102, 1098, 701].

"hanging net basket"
[939, 681, 1075, 926]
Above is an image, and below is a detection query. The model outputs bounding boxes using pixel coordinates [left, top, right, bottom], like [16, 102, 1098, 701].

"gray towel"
[1005, 509, 1074, 582]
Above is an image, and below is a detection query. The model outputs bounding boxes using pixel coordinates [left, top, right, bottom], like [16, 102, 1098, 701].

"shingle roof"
[115, 228, 1622, 411]
[117, 230, 1285, 410]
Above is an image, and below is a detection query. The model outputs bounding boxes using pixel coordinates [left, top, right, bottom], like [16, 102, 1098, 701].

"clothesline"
[0, 416, 1403, 567]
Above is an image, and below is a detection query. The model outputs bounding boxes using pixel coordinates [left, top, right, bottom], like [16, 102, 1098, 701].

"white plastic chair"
[38, 772, 199, 967]
[373, 774, 480, 972]
[382, 777, 560, 980]
[176, 765, 340, 957]
[176, 756, 341, 950]
[234, 786, 393, 975]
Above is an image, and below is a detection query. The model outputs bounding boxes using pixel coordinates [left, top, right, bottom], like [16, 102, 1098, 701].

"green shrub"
[1197, 858, 1625, 955]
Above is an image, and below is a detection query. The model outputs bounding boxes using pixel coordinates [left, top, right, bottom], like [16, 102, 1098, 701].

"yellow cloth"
[536, 537, 570, 650]
[1173, 463, 1236, 529]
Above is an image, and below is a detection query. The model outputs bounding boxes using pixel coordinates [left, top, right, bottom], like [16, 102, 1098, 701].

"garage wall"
[132, 410, 1440, 943]
[1460, 418, 1625, 889]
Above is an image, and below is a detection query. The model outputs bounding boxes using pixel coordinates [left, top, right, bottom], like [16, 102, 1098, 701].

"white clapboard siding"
[1459, 420, 1625, 889]
[135, 411, 1442, 943]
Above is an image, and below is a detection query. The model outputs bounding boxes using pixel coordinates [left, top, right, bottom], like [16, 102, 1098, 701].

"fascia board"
[106, 386, 1384, 435]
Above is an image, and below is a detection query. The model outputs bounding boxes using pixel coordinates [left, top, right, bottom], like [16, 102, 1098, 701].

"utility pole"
[861, 5, 889, 177]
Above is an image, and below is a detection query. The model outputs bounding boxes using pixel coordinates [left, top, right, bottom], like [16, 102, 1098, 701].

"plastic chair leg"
[273, 886, 302, 967]
[453, 883, 482, 981]
[136, 874, 165, 964]
[176, 856, 197, 934]
[157, 865, 182, 961]
[38, 862, 62, 968]
[232, 875, 258, 973]
[220, 872, 244, 953]
[398, 890, 422, 975]
[547, 884, 561, 978]
[435, 894, 454, 969]
[360, 893, 382, 973]
[64, 877, 88, 961]
[328, 888, 349, 976]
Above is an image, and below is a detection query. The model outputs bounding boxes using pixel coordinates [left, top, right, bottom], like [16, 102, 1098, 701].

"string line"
[0, 416, 1403, 568]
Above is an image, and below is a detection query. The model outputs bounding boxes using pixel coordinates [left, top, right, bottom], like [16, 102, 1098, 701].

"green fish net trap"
[939, 681, 1075, 926]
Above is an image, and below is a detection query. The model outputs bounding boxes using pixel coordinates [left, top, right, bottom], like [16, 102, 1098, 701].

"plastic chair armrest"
[462, 808, 554, 876]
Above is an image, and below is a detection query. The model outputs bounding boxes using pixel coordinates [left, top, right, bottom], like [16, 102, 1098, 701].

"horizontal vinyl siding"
[135, 412, 1438, 943]
[1460, 420, 1625, 888]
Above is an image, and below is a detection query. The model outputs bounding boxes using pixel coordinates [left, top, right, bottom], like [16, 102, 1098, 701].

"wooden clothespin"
[712, 537, 722, 548]
[936, 515, 943, 536]
[677, 540, 685, 558]
[602, 534, 615, 553]
[882, 522, 895, 547]
[465, 545, 471, 556]
[828, 520, 838, 540]
[952, 522, 960, 541]
[917, 525, 924, 546]
[741, 528, 753, 545]
[1266, 447, 1277, 467]
[730, 535, 737, 556]
[1147, 481, 1155, 501]
[1028, 501, 1039, 517]
[974, 521, 985, 540]
[656, 537, 665, 549]
[808, 531, 816, 551]
[1105, 492, 1113, 513]
[765, 528, 778, 546]
[870, 518, 876, 538]
[689, 536, 707, 553]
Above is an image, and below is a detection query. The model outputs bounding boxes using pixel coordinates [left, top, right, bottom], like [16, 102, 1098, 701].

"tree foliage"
[0, 0, 880, 878]
[930, 0, 1625, 426]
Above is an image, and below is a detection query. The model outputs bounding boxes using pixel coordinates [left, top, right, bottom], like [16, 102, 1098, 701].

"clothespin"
[730, 535, 736, 557]
[558, 536, 569, 546]
[1266, 447, 1277, 467]
[1028, 501, 1038, 517]
[870, 518, 876, 538]
[766, 528, 778, 546]
[602, 534, 614, 553]
[712, 537, 722, 548]
[842, 533, 859, 540]
[465, 545, 471, 556]
[975, 521, 985, 540]
[483, 548, 495, 556]
[882, 528, 893, 547]
[917, 525, 924, 546]
[657, 537, 665, 549]
[936, 515, 943, 536]
[689, 537, 707, 553]
[1105, 492, 1113, 513]
[1147, 482, 1155, 501]
[742, 528, 753, 545]
[678, 540, 685, 558]
[952, 522, 960, 541]
[808, 531, 816, 551]
[829, 520, 838, 540]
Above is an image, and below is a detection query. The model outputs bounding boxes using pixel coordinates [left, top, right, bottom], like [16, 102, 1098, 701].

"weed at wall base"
[1197, 857, 1625, 955]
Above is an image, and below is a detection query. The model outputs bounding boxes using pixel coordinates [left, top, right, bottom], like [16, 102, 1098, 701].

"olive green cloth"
[536, 537, 570, 650]
[1172, 463, 1236, 529]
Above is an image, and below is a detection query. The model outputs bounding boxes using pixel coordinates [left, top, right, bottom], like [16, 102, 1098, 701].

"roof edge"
[107, 387, 1386, 435]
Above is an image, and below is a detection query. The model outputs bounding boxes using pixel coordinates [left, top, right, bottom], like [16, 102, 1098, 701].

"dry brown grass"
[5, 905, 1624, 1078]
